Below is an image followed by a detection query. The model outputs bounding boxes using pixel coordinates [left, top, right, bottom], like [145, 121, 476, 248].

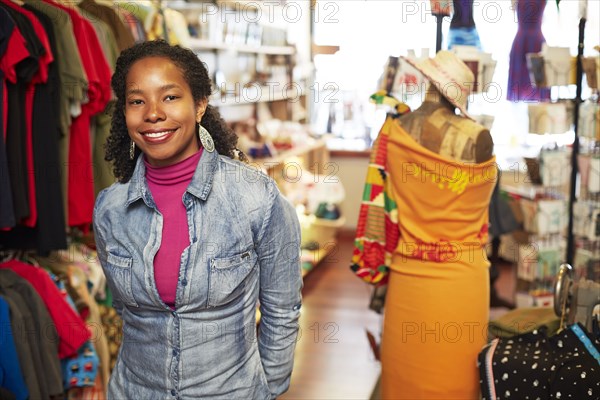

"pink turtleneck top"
[144, 150, 202, 307]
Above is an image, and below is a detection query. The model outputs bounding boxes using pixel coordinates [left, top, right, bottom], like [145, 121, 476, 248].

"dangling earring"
[129, 140, 136, 160]
[198, 124, 215, 153]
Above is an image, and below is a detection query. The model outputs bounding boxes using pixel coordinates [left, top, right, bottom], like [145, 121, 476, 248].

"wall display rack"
[501, 4, 600, 307]
[165, 0, 340, 275]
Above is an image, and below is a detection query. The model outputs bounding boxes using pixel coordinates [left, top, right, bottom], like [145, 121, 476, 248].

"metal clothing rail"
[566, 16, 587, 265]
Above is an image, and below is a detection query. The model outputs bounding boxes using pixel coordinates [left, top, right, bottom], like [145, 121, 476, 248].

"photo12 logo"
[401, 1, 504, 24]
[216, 81, 303, 104]
[199, 1, 339, 24]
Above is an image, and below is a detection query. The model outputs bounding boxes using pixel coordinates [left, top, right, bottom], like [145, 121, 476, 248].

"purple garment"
[450, 0, 475, 29]
[507, 0, 551, 101]
[144, 150, 202, 307]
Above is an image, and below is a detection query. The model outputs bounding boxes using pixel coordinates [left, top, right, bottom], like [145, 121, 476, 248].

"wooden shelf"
[188, 38, 295, 56]
[312, 44, 340, 55]
[250, 139, 326, 171]
[165, 0, 260, 12]
[501, 182, 546, 200]
[216, 0, 260, 11]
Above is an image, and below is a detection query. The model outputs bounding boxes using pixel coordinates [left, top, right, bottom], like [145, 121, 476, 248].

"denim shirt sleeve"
[256, 180, 303, 399]
[93, 189, 125, 316]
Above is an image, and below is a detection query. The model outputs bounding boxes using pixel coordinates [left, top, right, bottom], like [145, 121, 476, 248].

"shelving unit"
[571, 74, 599, 282]
[163, 0, 337, 276]
[251, 138, 327, 173]
[498, 9, 600, 307]
[499, 176, 569, 308]
[165, 0, 303, 120]
[187, 38, 295, 55]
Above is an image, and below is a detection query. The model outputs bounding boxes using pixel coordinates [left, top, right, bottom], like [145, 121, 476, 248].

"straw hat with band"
[403, 50, 475, 120]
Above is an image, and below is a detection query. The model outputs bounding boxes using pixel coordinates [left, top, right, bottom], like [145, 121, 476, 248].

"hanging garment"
[488, 170, 520, 238]
[22, 0, 88, 139]
[78, 12, 118, 195]
[115, 7, 147, 43]
[67, 264, 110, 391]
[0, 3, 39, 223]
[0, 269, 64, 399]
[0, 292, 41, 400]
[479, 324, 600, 400]
[39, 0, 111, 230]
[0, 0, 53, 229]
[0, 260, 91, 358]
[22, 1, 88, 233]
[448, 0, 482, 50]
[448, 26, 482, 50]
[355, 116, 497, 399]
[0, 296, 29, 400]
[0, 4, 68, 254]
[0, 7, 18, 230]
[507, 0, 551, 101]
[98, 303, 122, 373]
[78, 0, 135, 52]
[51, 275, 100, 390]
[23, 5, 67, 252]
[451, 0, 476, 28]
[37, 255, 111, 391]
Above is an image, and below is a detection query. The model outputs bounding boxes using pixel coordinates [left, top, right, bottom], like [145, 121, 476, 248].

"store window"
[310, 0, 599, 160]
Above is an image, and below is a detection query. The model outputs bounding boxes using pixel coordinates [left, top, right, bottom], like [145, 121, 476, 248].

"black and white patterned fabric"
[478, 323, 600, 400]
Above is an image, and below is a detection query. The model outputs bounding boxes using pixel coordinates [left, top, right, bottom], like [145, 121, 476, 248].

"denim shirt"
[93, 149, 302, 399]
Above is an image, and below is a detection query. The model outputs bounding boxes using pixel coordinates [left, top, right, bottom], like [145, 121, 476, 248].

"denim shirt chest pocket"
[208, 250, 258, 308]
[105, 251, 138, 308]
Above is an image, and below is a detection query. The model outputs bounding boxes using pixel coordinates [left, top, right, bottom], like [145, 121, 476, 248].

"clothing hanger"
[20, 250, 41, 267]
[0, 249, 39, 266]
[54, 0, 82, 5]
[0, 250, 18, 263]
[6, 0, 25, 7]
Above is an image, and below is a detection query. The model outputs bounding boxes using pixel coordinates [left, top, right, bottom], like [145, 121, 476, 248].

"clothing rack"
[565, 16, 587, 265]
[433, 13, 444, 53]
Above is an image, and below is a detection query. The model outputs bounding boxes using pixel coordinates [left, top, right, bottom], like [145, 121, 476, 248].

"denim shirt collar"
[126, 149, 218, 207]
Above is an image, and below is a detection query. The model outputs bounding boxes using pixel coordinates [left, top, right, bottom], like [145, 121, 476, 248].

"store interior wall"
[330, 155, 370, 230]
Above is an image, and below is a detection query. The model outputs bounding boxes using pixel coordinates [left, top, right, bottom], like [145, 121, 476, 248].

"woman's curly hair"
[106, 40, 247, 182]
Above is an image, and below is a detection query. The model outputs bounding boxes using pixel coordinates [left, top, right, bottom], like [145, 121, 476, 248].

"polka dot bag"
[478, 323, 600, 400]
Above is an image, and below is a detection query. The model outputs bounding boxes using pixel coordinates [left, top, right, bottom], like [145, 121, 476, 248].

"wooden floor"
[280, 233, 516, 400]
[280, 232, 382, 400]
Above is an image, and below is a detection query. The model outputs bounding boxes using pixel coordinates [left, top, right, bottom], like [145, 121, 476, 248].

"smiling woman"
[94, 40, 303, 399]
[105, 40, 246, 181]
[124, 57, 207, 167]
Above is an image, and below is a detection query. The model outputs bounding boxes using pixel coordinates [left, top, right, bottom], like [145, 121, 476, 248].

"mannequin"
[451, 0, 475, 29]
[400, 73, 516, 312]
[353, 51, 498, 399]
[398, 84, 493, 163]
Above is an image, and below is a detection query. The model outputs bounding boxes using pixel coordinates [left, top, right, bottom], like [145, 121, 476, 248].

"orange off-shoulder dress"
[353, 116, 497, 399]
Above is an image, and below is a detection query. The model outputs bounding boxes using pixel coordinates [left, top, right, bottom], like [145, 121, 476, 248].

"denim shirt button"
[170, 389, 176, 396]
[181, 279, 187, 286]
[172, 349, 178, 356]
[171, 311, 176, 317]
